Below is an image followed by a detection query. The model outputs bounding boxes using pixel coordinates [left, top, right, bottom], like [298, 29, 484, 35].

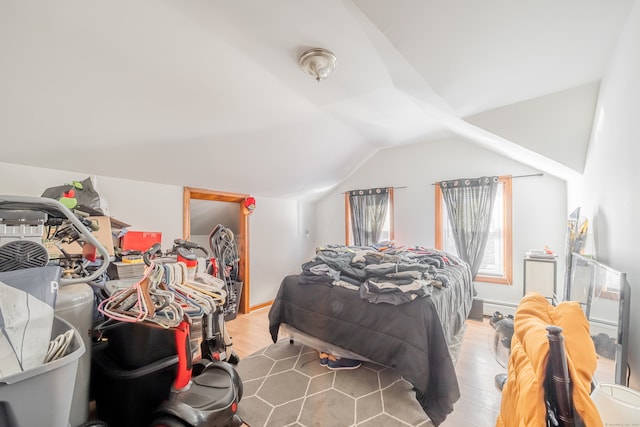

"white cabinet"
[523, 256, 557, 300]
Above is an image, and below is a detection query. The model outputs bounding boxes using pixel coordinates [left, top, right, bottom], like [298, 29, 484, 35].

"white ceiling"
[0, 0, 634, 199]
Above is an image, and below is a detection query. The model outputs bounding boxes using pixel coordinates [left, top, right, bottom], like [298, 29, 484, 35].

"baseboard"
[249, 300, 273, 311]
[483, 300, 518, 317]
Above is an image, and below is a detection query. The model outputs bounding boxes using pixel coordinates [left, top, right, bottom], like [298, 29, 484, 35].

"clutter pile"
[208, 224, 242, 320]
[92, 240, 243, 427]
[0, 195, 110, 427]
[1, 192, 245, 427]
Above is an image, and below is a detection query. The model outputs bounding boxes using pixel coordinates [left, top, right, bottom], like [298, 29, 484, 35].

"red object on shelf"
[120, 231, 162, 252]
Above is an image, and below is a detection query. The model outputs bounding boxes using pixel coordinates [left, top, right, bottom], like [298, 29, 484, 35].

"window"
[435, 176, 512, 284]
[345, 188, 394, 245]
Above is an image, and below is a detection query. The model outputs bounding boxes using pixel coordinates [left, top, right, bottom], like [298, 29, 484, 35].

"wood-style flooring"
[225, 307, 503, 426]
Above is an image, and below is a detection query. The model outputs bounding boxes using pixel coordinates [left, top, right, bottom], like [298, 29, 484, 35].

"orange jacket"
[496, 293, 602, 426]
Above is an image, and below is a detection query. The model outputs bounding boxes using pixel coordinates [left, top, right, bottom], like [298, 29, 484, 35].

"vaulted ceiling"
[0, 1, 634, 199]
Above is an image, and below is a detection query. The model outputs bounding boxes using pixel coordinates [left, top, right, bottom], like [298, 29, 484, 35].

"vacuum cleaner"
[148, 317, 243, 427]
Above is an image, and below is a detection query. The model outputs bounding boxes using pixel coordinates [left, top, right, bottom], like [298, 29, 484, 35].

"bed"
[268, 245, 474, 426]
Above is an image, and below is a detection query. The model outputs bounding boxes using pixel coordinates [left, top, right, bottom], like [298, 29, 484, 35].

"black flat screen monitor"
[567, 253, 630, 386]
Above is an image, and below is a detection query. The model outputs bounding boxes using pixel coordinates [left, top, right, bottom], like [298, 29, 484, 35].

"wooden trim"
[184, 186, 250, 203]
[388, 187, 395, 241]
[250, 300, 273, 311]
[344, 192, 351, 245]
[503, 176, 513, 285]
[183, 188, 192, 240]
[434, 184, 443, 248]
[183, 186, 252, 314]
[238, 204, 250, 314]
[475, 274, 511, 284]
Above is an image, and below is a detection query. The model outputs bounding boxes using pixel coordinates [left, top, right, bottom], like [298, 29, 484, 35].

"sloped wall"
[0, 161, 310, 307]
[0, 162, 183, 245]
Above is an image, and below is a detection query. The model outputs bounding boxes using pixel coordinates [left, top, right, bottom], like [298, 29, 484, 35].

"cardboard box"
[108, 217, 130, 252]
[43, 216, 115, 258]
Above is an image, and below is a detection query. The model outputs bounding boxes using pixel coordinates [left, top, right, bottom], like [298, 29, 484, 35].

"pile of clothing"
[298, 244, 467, 305]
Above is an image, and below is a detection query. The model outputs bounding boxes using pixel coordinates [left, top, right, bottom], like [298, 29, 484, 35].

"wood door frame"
[183, 186, 251, 314]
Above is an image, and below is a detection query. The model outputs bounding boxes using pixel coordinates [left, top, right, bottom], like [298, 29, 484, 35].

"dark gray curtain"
[439, 176, 499, 278]
[348, 187, 390, 246]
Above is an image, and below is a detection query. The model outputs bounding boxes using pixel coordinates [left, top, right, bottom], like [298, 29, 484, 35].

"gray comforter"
[269, 258, 473, 425]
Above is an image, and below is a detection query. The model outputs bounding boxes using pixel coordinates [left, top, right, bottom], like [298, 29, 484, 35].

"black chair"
[497, 324, 588, 426]
[544, 326, 584, 427]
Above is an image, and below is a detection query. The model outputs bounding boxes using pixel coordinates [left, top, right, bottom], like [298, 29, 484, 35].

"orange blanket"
[496, 293, 602, 426]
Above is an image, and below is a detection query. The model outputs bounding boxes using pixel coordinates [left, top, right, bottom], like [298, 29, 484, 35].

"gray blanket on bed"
[268, 268, 473, 426]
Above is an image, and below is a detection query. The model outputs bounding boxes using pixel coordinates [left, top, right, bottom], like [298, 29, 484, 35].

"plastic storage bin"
[120, 230, 162, 252]
[224, 280, 243, 321]
[0, 316, 84, 427]
[91, 342, 178, 427]
[0, 265, 62, 307]
[103, 321, 176, 369]
[591, 383, 640, 424]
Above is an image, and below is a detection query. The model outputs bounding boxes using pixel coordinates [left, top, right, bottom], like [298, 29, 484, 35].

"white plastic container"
[591, 383, 640, 424]
[0, 316, 84, 427]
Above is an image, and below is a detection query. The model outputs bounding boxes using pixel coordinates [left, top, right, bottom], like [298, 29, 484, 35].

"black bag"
[41, 176, 107, 216]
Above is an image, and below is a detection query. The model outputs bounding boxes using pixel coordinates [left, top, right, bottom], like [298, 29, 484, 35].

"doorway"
[182, 187, 251, 315]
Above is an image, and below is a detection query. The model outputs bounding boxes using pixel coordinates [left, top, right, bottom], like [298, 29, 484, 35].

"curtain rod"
[431, 172, 543, 185]
[341, 186, 407, 194]
[512, 173, 544, 179]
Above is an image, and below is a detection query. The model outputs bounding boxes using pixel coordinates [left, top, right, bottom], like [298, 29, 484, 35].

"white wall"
[315, 138, 567, 309]
[0, 162, 184, 246]
[568, 1, 640, 389]
[0, 161, 309, 307]
[247, 196, 316, 306]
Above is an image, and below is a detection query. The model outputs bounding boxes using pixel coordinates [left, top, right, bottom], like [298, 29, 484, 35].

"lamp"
[298, 48, 336, 82]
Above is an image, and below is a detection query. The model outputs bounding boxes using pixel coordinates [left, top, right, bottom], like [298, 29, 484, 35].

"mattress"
[268, 261, 473, 426]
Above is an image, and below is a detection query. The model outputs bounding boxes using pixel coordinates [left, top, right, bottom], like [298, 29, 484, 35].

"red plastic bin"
[120, 231, 162, 252]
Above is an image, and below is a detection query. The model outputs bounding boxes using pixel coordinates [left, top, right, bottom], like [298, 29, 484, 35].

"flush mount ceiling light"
[298, 48, 337, 82]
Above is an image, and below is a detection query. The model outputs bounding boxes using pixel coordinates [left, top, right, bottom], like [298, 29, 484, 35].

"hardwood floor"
[226, 307, 503, 426]
[225, 306, 274, 359]
[441, 319, 503, 426]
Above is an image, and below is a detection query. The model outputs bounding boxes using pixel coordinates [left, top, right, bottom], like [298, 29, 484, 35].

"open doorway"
[182, 187, 251, 315]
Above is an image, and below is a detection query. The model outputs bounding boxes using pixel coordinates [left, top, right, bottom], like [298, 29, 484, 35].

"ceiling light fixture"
[298, 48, 337, 82]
